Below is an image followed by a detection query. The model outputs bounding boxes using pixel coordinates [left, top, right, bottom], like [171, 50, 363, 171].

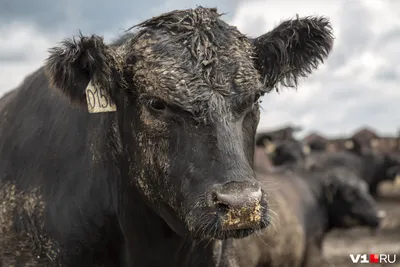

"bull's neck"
[115, 180, 219, 267]
[114, 170, 182, 266]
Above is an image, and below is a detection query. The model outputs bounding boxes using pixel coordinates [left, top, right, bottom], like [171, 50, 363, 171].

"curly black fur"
[44, 34, 126, 106]
[1, 7, 335, 266]
[252, 15, 334, 91]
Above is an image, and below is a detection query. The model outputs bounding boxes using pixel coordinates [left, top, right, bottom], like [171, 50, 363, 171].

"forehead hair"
[118, 7, 268, 121]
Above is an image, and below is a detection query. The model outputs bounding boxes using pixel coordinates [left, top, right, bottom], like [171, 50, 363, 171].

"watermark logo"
[350, 254, 397, 264]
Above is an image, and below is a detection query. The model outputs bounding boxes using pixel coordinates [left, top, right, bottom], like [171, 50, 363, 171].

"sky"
[1, 0, 399, 138]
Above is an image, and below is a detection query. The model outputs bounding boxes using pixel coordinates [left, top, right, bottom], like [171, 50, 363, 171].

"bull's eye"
[150, 99, 167, 111]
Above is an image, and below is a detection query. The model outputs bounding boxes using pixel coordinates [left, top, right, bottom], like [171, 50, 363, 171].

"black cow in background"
[255, 134, 310, 168]
[0, 7, 334, 267]
[255, 125, 302, 145]
[257, 135, 400, 197]
[217, 166, 384, 267]
[306, 138, 328, 152]
[306, 138, 400, 197]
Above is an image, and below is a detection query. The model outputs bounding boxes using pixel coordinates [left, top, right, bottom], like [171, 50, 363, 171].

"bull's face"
[122, 35, 267, 239]
[324, 168, 384, 229]
[44, 7, 333, 240]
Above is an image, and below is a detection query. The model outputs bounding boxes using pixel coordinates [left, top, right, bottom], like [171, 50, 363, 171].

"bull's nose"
[208, 182, 264, 230]
[213, 183, 262, 209]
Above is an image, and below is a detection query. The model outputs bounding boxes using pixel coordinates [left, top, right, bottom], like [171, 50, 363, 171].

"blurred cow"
[307, 138, 400, 196]
[217, 166, 384, 267]
[255, 135, 310, 169]
[306, 138, 328, 152]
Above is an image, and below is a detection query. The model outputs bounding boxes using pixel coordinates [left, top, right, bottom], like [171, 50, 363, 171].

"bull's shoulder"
[0, 67, 89, 132]
[0, 68, 118, 265]
[0, 181, 62, 265]
[0, 67, 114, 184]
[1, 71, 78, 180]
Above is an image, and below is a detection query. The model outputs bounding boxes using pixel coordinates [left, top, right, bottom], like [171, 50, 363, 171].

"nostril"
[210, 192, 231, 212]
[216, 202, 230, 213]
[211, 186, 262, 210]
[207, 183, 266, 231]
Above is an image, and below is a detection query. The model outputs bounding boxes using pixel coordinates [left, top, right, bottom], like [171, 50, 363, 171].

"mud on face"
[119, 8, 270, 239]
[44, 7, 334, 240]
[0, 182, 59, 266]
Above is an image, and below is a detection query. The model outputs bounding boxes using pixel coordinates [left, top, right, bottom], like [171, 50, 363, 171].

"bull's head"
[44, 7, 333, 240]
[323, 168, 384, 229]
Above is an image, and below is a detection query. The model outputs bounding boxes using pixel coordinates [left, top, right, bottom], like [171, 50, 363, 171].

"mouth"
[341, 214, 381, 229]
[366, 210, 386, 229]
[341, 215, 360, 228]
[356, 210, 385, 229]
[213, 227, 261, 239]
[365, 216, 382, 229]
[215, 198, 270, 239]
[187, 200, 270, 240]
[197, 215, 270, 240]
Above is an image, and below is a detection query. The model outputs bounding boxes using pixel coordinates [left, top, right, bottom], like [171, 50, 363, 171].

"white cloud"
[0, 23, 57, 95]
[0, 23, 123, 96]
[1, 1, 399, 138]
[229, 0, 400, 137]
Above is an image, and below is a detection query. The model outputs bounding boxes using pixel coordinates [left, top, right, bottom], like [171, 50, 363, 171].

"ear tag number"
[85, 80, 117, 113]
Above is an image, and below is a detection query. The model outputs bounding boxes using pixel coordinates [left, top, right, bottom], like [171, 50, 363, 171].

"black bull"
[0, 7, 334, 267]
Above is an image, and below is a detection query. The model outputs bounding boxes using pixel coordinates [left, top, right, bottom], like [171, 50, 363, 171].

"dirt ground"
[323, 181, 400, 266]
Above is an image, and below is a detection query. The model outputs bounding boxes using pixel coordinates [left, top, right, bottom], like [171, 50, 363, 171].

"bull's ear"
[44, 34, 125, 113]
[252, 15, 334, 89]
